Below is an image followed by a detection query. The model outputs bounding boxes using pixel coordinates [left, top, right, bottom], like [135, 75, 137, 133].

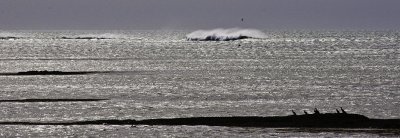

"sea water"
[0, 30, 399, 137]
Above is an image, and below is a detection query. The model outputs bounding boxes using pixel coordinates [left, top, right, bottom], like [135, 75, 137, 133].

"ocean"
[0, 30, 399, 137]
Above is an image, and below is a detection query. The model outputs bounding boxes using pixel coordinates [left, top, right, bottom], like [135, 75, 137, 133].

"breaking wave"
[186, 28, 266, 41]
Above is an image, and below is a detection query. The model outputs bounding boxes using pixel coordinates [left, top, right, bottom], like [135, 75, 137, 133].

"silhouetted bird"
[291, 110, 297, 116]
[304, 110, 309, 115]
[314, 108, 320, 114]
[241, 18, 244, 22]
[336, 109, 341, 113]
[340, 107, 347, 114]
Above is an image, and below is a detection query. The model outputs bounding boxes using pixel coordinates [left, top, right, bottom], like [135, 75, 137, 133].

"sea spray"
[186, 28, 266, 41]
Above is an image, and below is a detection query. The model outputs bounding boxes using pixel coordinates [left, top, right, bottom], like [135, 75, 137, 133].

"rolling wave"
[186, 28, 266, 41]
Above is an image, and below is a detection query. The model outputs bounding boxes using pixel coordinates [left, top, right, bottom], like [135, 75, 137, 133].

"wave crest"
[186, 28, 266, 41]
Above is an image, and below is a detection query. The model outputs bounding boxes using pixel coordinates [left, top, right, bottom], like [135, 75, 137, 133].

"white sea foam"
[186, 28, 266, 41]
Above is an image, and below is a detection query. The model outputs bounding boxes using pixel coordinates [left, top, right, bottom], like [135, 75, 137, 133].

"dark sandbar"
[0, 99, 108, 103]
[0, 113, 398, 129]
[0, 71, 109, 76]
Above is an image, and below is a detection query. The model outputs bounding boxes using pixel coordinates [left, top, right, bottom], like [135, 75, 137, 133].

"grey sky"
[1, 0, 400, 30]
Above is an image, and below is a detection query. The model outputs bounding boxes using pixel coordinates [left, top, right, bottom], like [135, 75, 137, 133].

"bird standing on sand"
[291, 110, 297, 115]
[304, 110, 309, 115]
[340, 107, 347, 114]
[314, 108, 320, 114]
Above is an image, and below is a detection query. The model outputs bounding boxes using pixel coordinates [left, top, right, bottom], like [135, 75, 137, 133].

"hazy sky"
[1, 0, 400, 30]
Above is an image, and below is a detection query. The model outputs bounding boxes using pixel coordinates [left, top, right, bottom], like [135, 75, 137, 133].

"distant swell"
[59, 33, 127, 40]
[59, 37, 111, 40]
[186, 28, 266, 41]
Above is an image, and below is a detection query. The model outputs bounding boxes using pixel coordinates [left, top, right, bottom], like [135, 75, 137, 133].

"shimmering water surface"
[0, 30, 399, 137]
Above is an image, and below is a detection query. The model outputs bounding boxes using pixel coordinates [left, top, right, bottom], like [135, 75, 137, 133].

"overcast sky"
[1, 0, 400, 30]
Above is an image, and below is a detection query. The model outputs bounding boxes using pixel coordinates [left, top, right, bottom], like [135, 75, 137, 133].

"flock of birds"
[291, 107, 347, 116]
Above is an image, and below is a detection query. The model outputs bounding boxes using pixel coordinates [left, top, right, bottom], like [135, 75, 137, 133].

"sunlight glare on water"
[0, 30, 399, 137]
